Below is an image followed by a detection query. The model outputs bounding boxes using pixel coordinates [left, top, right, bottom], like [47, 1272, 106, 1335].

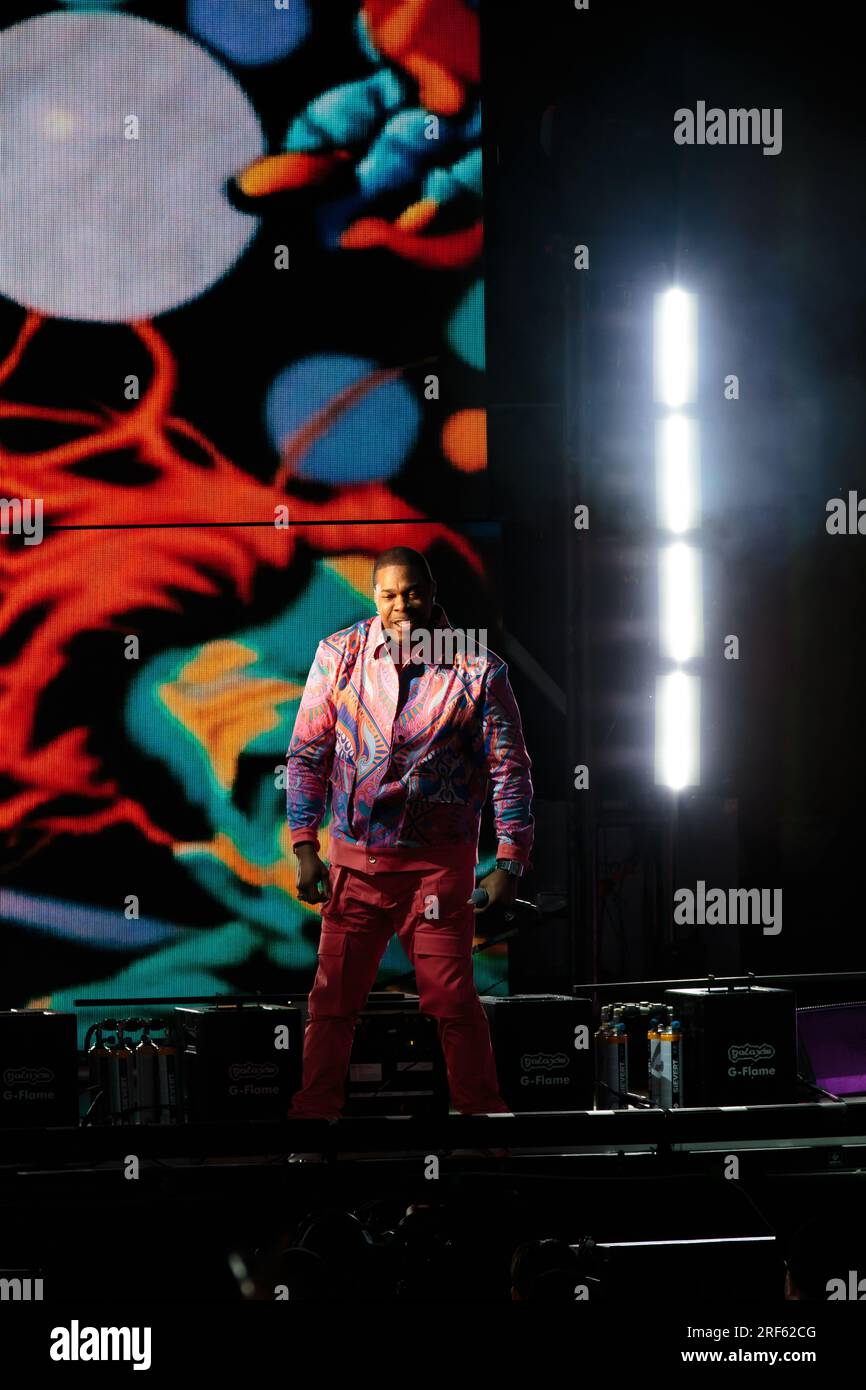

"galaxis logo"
[521, 1051, 569, 1071]
[227, 1062, 279, 1081]
[727, 1043, 775, 1065]
[3, 1066, 54, 1085]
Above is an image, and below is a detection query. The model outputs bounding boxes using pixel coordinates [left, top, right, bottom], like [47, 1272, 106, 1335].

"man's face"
[374, 565, 436, 640]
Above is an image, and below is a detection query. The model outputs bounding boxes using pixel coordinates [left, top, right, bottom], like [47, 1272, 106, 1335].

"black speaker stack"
[482, 994, 595, 1110]
[0, 1009, 78, 1128]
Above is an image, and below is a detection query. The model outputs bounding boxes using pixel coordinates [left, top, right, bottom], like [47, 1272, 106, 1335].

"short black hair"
[371, 547, 434, 586]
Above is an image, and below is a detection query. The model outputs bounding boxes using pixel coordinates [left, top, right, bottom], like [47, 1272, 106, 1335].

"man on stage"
[285, 546, 534, 1123]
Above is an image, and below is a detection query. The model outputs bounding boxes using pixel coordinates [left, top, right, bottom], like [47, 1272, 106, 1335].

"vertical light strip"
[654, 289, 702, 788]
[654, 287, 697, 407]
[659, 541, 703, 662]
[656, 670, 701, 789]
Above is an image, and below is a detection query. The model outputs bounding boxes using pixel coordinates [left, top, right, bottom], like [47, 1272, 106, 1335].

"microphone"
[468, 887, 515, 922]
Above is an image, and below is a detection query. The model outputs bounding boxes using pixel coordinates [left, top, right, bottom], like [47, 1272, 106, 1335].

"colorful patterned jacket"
[286, 604, 534, 872]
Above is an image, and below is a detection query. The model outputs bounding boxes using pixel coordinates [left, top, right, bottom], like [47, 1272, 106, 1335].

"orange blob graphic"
[442, 408, 487, 473]
[362, 0, 480, 116]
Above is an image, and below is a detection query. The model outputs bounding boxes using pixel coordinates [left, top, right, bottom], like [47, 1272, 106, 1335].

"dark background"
[482, 0, 866, 986]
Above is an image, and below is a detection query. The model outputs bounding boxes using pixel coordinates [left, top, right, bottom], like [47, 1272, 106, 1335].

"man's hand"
[474, 867, 518, 914]
[295, 844, 331, 905]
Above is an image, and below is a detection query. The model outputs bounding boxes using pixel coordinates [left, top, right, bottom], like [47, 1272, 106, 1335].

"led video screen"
[0, 0, 497, 1038]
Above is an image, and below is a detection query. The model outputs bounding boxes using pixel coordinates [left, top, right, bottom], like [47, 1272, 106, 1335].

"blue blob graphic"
[265, 355, 421, 485]
[188, 0, 310, 67]
[448, 279, 485, 371]
[354, 10, 381, 64]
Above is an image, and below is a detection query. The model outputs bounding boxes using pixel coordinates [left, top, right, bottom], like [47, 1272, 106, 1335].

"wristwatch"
[495, 858, 524, 877]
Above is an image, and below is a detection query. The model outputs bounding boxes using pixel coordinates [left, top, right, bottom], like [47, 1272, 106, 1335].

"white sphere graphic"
[0, 12, 265, 322]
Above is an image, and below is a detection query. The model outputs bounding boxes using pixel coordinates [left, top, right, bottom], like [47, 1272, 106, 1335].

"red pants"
[288, 859, 508, 1120]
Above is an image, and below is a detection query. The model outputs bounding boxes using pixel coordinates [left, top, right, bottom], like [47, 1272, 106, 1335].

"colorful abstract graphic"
[0, 0, 500, 1040]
